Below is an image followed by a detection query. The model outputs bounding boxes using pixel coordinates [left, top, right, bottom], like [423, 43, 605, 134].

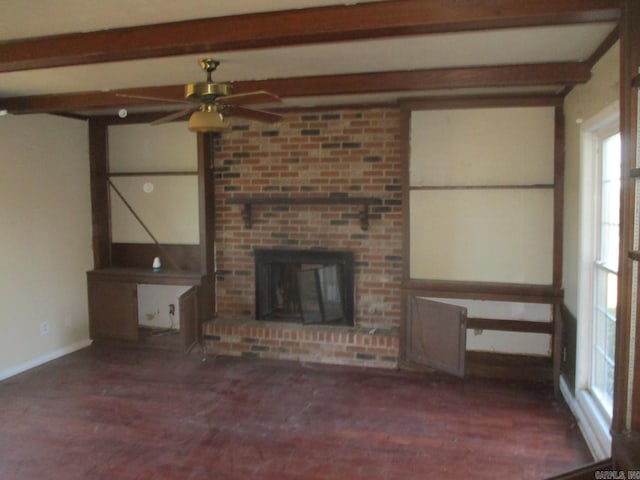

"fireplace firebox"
[254, 249, 354, 326]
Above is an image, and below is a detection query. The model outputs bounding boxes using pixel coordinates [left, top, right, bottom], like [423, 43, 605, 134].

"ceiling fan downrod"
[199, 58, 220, 82]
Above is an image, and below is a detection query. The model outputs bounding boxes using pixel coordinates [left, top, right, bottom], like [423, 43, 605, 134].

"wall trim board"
[0, 339, 92, 382]
[561, 304, 578, 393]
[466, 317, 553, 334]
[402, 279, 562, 304]
[400, 93, 563, 111]
[88, 119, 111, 269]
[560, 375, 611, 460]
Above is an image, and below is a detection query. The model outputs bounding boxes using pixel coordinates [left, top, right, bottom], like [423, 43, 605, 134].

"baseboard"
[559, 375, 610, 460]
[0, 338, 92, 382]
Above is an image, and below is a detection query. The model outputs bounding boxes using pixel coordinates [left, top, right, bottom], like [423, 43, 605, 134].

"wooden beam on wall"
[1, 63, 589, 115]
[197, 132, 217, 323]
[612, 0, 640, 465]
[236, 63, 591, 97]
[0, 0, 619, 73]
[403, 279, 563, 304]
[401, 93, 563, 110]
[553, 106, 565, 288]
[88, 119, 111, 269]
[197, 133, 216, 277]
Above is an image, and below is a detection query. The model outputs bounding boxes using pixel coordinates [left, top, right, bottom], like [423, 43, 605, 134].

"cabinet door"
[88, 279, 138, 341]
[405, 297, 467, 377]
[179, 286, 199, 352]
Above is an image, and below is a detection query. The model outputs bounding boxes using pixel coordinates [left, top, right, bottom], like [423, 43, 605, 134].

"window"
[592, 131, 620, 415]
[574, 102, 619, 459]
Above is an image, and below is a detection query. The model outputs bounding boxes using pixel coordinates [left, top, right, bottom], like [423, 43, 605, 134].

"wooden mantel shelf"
[87, 267, 204, 286]
[227, 196, 382, 231]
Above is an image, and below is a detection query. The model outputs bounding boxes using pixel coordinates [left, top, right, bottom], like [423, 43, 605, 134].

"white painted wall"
[108, 122, 199, 244]
[0, 114, 93, 379]
[563, 42, 620, 315]
[410, 107, 554, 187]
[137, 284, 190, 329]
[410, 189, 554, 283]
[109, 122, 197, 173]
[110, 175, 199, 243]
[409, 107, 555, 284]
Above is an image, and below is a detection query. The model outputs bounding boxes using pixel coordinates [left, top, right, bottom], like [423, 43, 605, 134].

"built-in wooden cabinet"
[87, 268, 204, 349]
[88, 277, 138, 341]
[87, 119, 216, 351]
[179, 286, 199, 352]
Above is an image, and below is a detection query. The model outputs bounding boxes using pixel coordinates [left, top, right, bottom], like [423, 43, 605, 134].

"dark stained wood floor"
[0, 345, 591, 479]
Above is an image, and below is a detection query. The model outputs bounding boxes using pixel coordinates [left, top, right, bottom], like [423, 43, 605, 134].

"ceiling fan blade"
[150, 108, 196, 125]
[226, 105, 283, 123]
[116, 93, 191, 105]
[220, 90, 281, 106]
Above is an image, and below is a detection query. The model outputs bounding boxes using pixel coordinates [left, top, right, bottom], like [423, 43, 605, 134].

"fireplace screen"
[298, 265, 344, 324]
[255, 249, 354, 325]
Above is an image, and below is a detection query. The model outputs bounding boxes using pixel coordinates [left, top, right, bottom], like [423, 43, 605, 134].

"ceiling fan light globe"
[187, 110, 231, 133]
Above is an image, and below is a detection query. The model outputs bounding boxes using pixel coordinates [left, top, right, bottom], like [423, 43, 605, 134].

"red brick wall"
[213, 107, 403, 329]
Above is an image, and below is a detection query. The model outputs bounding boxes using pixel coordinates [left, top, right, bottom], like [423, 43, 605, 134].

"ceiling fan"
[120, 58, 283, 132]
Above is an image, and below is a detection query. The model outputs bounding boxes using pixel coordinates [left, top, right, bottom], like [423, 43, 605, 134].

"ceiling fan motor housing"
[185, 82, 232, 102]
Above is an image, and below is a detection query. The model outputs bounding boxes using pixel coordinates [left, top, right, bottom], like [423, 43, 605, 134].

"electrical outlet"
[169, 304, 175, 316]
[40, 321, 49, 335]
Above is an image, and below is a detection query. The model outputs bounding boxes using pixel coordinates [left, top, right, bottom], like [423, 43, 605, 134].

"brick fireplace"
[254, 248, 355, 326]
[202, 108, 403, 368]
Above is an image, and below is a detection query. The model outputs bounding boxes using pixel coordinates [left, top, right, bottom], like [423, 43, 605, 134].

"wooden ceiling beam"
[0, 62, 590, 115]
[236, 63, 591, 97]
[1, 86, 185, 115]
[0, 0, 620, 73]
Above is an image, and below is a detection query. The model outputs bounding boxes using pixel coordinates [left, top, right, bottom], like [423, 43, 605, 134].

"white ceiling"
[0, 0, 372, 40]
[0, 0, 619, 113]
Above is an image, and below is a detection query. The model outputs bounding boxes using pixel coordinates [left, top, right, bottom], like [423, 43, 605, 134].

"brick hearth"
[203, 318, 400, 369]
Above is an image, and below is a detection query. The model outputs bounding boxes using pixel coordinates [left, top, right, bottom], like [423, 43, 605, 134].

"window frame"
[575, 100, 620, 458]
[591, 130, 621, 418]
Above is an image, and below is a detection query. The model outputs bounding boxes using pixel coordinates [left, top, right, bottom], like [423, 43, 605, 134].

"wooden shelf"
[466, 317, 554, 334]
[409, 184, 554, 191]
[227, 196, 382, 231]
[402, 279, 563, 304]
[87, 267, 204, 286]
[109, 171, 197, 177]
